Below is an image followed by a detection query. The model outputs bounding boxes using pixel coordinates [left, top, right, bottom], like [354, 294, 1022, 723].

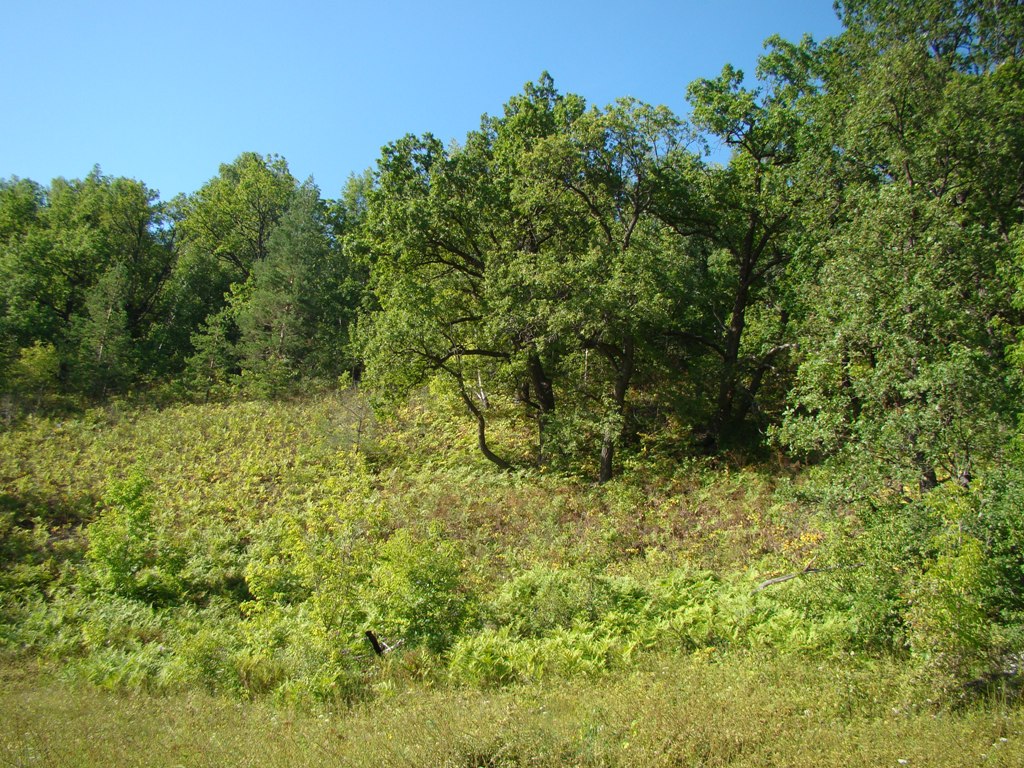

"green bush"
[161, 617, 243, 693]
[902, 484, 1006, 688]
[447, 627, 522, 686]
[78, 594, 167, 653]
[970, 464, 1024, 631]
[84, 469, 184, 606]
[491, 566, 600, 638]
[364, 528, 474, 653]
[447, 626, 620, 686]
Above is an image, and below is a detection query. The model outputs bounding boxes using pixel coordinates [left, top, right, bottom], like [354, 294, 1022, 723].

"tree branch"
[755, 562, 865, 592]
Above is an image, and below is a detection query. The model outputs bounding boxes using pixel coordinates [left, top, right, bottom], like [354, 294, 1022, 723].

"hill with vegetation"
[1, 392, 1022, 764]
[2, 1, 1024, 764]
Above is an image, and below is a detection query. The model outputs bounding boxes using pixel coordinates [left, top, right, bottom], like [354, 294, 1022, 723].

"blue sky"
[1, 1, 842, 201]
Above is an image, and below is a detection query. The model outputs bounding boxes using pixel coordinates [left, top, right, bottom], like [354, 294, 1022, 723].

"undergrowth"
[1, 389, 1021, 711]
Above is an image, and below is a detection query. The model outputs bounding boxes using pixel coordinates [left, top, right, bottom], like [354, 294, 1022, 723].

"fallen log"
[365, 630, 405, 656]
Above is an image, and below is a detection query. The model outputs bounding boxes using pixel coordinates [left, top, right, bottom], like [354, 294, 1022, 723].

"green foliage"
[907, 529, 996, 679]
[174, 162, 362, 396]
[0, 389, 1020, 709]
[492, 566, 601, 637]
[84, 469, 183, 606]
[0, 169, 174, 399]
[449, 626, 619, 686]
[836, 0, 1024, 72]
[4, 342, 59, 397]
[175, 153, 297, 284]
[365, 528, 473, 653]
[184, 304, 241, 397]
[1, 2, 1023, 730]
[973, 463, 1024, 626]
[788, 472, 1024, 689]
[775, 12, 1022, 492]
[0, 510, 70, 639]
[70, 265, 139, 394]
[777, 183, 1014, 490]
[236, 182, 359, 391]
[901, 479, 1024, 686]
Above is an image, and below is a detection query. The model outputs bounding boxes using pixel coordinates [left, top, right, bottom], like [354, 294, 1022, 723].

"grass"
[2, 654, 1022, 767]
[2, 390, 1022, 764]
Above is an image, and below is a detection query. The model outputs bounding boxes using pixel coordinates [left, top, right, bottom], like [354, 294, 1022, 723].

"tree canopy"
[1, 2, 1021, 490]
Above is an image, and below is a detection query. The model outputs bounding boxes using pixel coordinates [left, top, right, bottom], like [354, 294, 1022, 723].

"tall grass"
[2, 654, 1021, 767]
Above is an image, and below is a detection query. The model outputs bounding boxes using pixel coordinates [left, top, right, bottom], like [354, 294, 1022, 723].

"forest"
[2, 1, 1024, 765]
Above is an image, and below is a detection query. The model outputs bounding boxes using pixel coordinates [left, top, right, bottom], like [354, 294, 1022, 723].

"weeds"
[0, 392, 1021, 760]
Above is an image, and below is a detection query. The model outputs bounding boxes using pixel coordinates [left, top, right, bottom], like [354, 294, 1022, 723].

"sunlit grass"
[3, 654, 1022, 767]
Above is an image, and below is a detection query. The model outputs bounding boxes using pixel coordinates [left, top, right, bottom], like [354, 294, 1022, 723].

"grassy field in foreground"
[2, 654, 1022, 768]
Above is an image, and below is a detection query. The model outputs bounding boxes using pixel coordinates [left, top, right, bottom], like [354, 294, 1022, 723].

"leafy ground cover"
[1, 390, 1022, 764]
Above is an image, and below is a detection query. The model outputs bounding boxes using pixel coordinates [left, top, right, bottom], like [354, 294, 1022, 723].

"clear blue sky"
[1, 1, 842, 201]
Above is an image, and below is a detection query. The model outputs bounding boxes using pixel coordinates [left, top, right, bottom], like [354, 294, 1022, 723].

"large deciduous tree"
[522, 98, 691, 480]
[653, 56, 811, 451]
[176, 152, 297, 284]
[776, 2, 1024, 492]
[361, 76, 594, 471]
[362, 75, 697, 480]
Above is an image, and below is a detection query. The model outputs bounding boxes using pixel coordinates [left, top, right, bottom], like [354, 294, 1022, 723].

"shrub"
[491, 566, 599, 638]
[84, 469, 184, 606]
[364, 528, 473, 653]
[448, 625, 621, 686]
[903, 484, 1005, 689]
[78, 594, 167, 653]
[447, 627, 521, 686]
[970, 464, 1024, 631]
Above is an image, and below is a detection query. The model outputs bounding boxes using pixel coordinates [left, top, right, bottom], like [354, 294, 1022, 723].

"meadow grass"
[2, 653, 1022, 767]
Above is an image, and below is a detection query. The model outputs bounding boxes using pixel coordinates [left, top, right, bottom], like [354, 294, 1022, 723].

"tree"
[0, 178, 47, 386]
[175, 153, 296, 284]
[361, 76, 599, 470]
[521, 98, 691, 480]
[653, 56, 811, 451]
[235, 182, 350, 391]
[176, 154, 300, 389]
[835, 0, 1024, 73]
[776, 4, 1023, 492]
[0, 169, 173, 396]
[361, 131, 516, 468]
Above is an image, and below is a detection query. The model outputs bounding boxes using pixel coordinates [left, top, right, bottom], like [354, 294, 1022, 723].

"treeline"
[2, 0, 1023, 485]
[0, 155, 366, 400]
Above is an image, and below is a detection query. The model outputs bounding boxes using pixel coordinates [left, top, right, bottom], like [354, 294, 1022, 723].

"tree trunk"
[597, 335, 635, 484]
[711, 232, 758, 449]
[734, 341, 794, 427]
[457, 385, 511, 471]
[717, 272, 751, 430]
[918, 460, 938, 494]
[915, 448, 937, 494]
[527, 352, 555, 414]
[527, 351, 555, 465]
[599, 435, 615, 484]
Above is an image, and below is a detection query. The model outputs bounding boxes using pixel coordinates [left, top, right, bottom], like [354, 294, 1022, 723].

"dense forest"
[2, 1, 1024, 764]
